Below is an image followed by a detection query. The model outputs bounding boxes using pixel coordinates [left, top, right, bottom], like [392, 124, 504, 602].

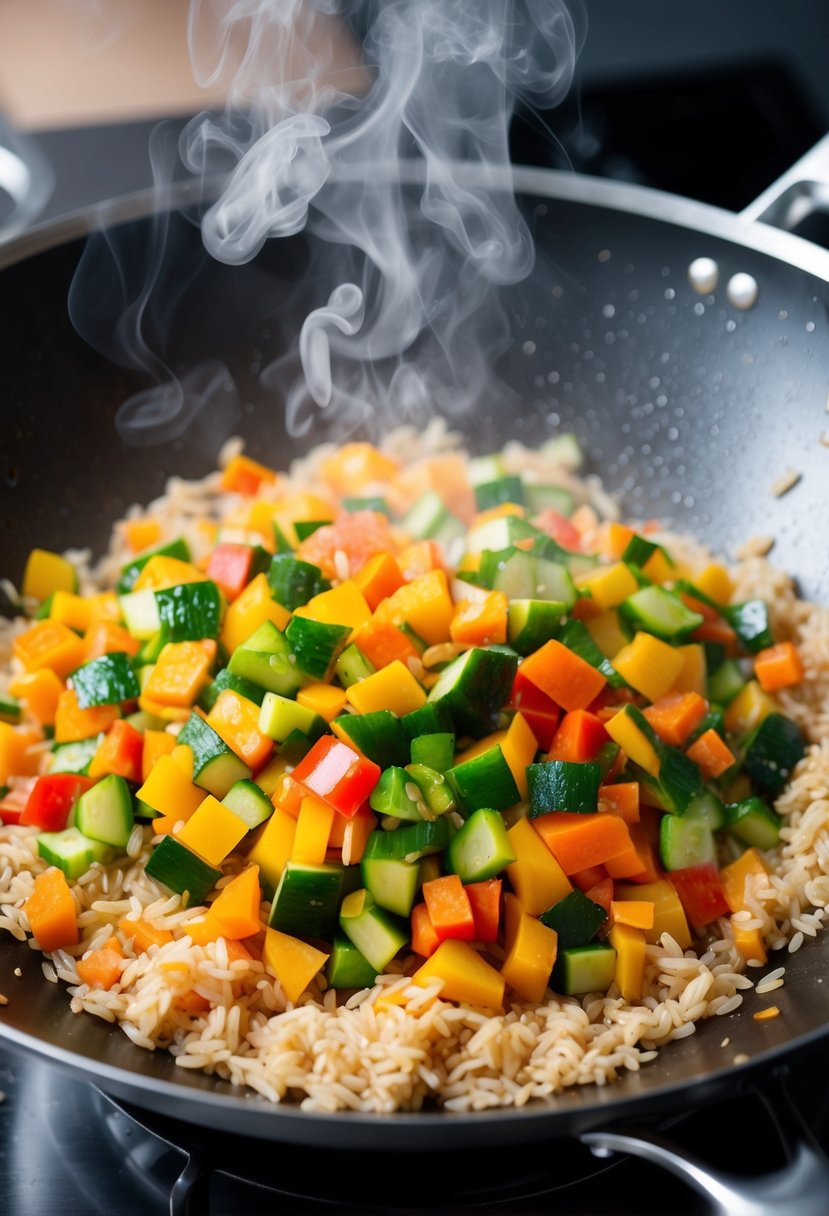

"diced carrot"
[643, 691, 708, 747]
[598, 781, 640, 824]
[88, 720, 144, 782]
[118, 917, 174, 953]
[141, 729, 177, 781]
[421, 874, 476, 942]
[8, 669, 64, 726]
[53, 689, 120, 744]
[123, 517, 162, 553]
[690, 617, 739, 653]
[679, 591, 720, 623]
[174, 989, 212, 1015]
[353, 551, 405, 611]
[450, 591, 508, 647]
[206, 689, 274, 771]
[685, 728, 736, 780]
[411, 901, 440, 958]
[596, 521, 635, 560]
[570, 864, 609, 893]
[618, 823, 663, 884]
[754, 641, 805, 692]
[546, 709, 610, 762]
[584, 876, 614, 915]
[220, 453, 279, 496]
[208, 865, 263, 940]
[13, 619, 86, 680]
[603, 829, 652, 880]
[24, 867, 78, 952]
[397, 540, 444, 581]
[77, 936, 124, 990]
[0, 723, 43, 783]
[142, 639, 217, 708]
[352, 616, 420, 670]
[319, 442, 399, 495]
[465, 877, 502, 943]
[518, 639, 607, 712]
[83, 619, 141, 661]
[508, 669, 561, 750]
[533, 811, 633, 875]
[610, 900, 655, 931]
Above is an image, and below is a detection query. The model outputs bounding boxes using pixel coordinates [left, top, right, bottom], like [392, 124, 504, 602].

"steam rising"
[71, 0, 583, 444]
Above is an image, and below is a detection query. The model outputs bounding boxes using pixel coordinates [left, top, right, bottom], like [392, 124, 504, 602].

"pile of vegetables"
[1, 437, 808, 1012]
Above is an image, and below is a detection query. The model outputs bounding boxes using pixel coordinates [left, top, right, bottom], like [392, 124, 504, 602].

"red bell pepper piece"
[205, 544, 257, 601]
[532, 508, 582, 552]
[546, 709, 610, 763]
[669, 861, 730, 929]
[89, 720, 144, 783]
[0, 777, 38, 825]
[465, 877, 502, 943]
[508, 669, 561, 749]
[20, 773, 95, 832]
[290, 735, 381, 819]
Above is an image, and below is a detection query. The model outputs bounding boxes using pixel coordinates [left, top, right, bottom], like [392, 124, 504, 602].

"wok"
[3, 135, 829, 1208]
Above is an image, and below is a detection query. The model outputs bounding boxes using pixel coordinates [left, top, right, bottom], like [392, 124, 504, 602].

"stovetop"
[2, 1034, 829, 1216]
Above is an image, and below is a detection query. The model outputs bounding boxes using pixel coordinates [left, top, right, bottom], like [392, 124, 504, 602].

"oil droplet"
[726, 272, 759, 310]
[688, 257, 719, 294]
[522, 340, 536, 355]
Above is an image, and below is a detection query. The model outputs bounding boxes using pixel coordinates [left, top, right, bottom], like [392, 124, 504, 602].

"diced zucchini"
[523, 483, 575, 515]
[527, 760, 601, 817]
[620, 585, 704, 641]
[445, 807, 515, 883]
[339, 888, 409, 972]
[398, 702, 454, 743]
[198, 667, 266, 713]
[707, 659, 746, 707]
[726, 601, 774, 654]
[621, 535, 664, 569]
[47, 736, 101, 775]
[539, 433, 583, 471]
[118, 588, 162, 639]
[74, 774, 135, 848]
[468, 452, 506, 486]
[259, 692, 326, 744]
[342, 496, 390, 515]
[0, 694, 22, 723]
[684, 789, 727, 830]
[293, 520, 327, 542]
[227, 620, 303, 698]
[742, 713, 805, 796]
[326, 930, 378, 989]
[332, 710, 408, 769]
[369, 766, 429, 822]
[134, 628, 171, 667]
[659, 809, 716, 871]
[405, 764, 457, 818]
[117, 537, 192, 595]
[507, 599, 565, 655]
[724, 796, 783, 849]
[363, 816, 455, 863]
[334, 642, 377, 688]
[427, 646, 518, 738]
[155, 581, 221, 642]
[285, 616, 350, 682]
[551, 942, 617, 996]
[446, 745, 520, 817]
[410, 732, 455, 774]
[71, 652, 141, 708]
[267, 554, 329, 611]
[268, 861, 344, 939]
[400, 491, 456, 541]
[466, 513, 538, 556]
[37, 826, 115, 880]
[557, 619, 625, 688]
[540, 888, 608, 948]
[144, 835, 222, 906]
[474, 475, 525, 511]
[178, 712, 252, 797]
[361, 844, 421, 917]
[221, 778, 274, 829]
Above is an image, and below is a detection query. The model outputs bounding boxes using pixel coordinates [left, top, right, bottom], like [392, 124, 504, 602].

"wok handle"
[740, 131, 829, 229]
[581, 1064, 829, 1216]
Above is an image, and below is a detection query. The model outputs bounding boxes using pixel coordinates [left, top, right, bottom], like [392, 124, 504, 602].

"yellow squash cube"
[220, 572, 291, 655]
[505, 816, 572, 917]
[413, 940, 505, 1010]
[500, 892, 558, 1004]
[612, 632, 685, 703]
[345, 659, 426, 716]
[608, 922, 647, 1002]
[263, 928, 329, 1004]
[178, 795, 248, 866]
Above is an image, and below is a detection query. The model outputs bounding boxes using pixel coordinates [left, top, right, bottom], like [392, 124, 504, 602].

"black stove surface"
[2, 1035, 829, 1216]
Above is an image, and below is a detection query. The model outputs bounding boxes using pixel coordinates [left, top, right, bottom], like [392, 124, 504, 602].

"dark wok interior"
[2, 176, 829, 1144]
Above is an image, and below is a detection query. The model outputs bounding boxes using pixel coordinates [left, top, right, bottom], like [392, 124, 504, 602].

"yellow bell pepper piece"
[293, 580, 372, 632]
[291, 794, 335, 865]
[21, 548, 77, 603]
[86, 591, 121, 623]
[719, 847, 770, 913]
[500, 892, 558, 1004]
[731, 923, 768, 965]
[608, 922, 647, 1002]
[13, 619, 86, 681]
[9, 669, 64, 726]
[605, 707, 661, 776]
[413, 939, 505, 1011]
[669, 643, 707, 696]
[610, 900, 655, 931]
[576, 562, 639, 611]
[694, 563, 734, 605]
[345, 659, 426, 716]
[380, 570, 455, 646]
[453, 729, 507, 764]
[500, 712, 538, 801]
[0, 722, 42, 783]
[615, 878, 692, 950]
[141, 640, 216, 708]
[220, 572, 291, 655]
[262, 927, 329, 1004]
[136, 754, 205, 820]
[296, 682, 348, 723]
[123, 517, 162, 553]
[724, 681, 776, 736]
[48, 591, 92, 633]
[642, 548, 674, 585]
[612, 632, 685, 702]
[178, 795, 248, 866]
[251, 753, 292, 796]
[267, 493, 334, 547]
[132, 556, 206, 592]
[505, 816, 572, 917]
[247, 807, 296, 895]
[585, 609, 629, 659]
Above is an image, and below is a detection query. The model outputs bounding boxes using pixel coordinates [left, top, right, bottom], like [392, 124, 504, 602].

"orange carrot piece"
[353, 551, 405, 611]
[449, 591, 508, 647]
[118, 917, 174, 953]
[142, 639, 217, 708]
[13, 619, 86, 680]
[411, 901, 440, 958]
[220, 453, 279, 496]
[546, 709, 610, 762]
[584, 876, 614, 915]
[77, 936, 124, 989]
[352, 616, 420, 670]
[0, 723, 43, 783]
[141, 729, 177, 781]
[643, 691, 708, 747]
[88, 720, 144, 782]
[207, 865, 263, 940]
[685, 728, 736, 780]
[124, 518, 162, 553]
[83, 619, 141, 661]
[53, 689, 120, 744]
[690, 617, 739, 653]
[174, 989, 212, 1014]
[596, 521, 635, 560]
[619, 823, 663, 884]
[753, 641, 805, 692]
[532, 811, 632, 875]
[465, 877, 502, 943]
[570, 864, 610, 893]
[610, 900, 655, 930]
[205, 689, 274, 771]
[397, 540, 445, 581]
[319, 442, 399, 495]
[421, 874, 475, 942]
[598, 781, 641, 824]
[25, 867, 78, 952]
[518, 639, 607, 712]
[8, 669, 64, 726]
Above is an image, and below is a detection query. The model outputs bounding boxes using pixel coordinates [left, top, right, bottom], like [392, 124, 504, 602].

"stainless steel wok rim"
[1, 157, 828, 283]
